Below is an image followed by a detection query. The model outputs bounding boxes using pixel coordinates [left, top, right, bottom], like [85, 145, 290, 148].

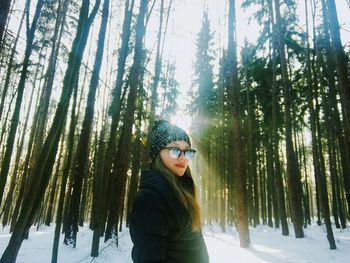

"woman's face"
[159, 140, 191, 177]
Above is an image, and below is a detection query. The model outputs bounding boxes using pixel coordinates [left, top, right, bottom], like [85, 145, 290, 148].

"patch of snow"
[1, 223, 349, 262]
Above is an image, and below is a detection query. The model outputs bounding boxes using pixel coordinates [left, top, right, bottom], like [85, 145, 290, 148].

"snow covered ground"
[1, 223, 349, 262]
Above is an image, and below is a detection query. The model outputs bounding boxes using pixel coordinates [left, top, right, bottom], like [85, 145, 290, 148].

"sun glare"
[170, 112, 191, 133]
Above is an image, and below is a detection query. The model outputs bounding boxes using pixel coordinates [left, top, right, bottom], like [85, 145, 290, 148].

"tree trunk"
[259, 151, 267, 225]
[227, 0, 249, 248]
[1, 69, 37, 227]
[320, 0, 350, 216]
[51, 98, 76, 263]
[266, 140, 274, 228]
[0, 7, 25, 122]
[64, 0, 109, 247]
[0, 1, 100, 262]
[0, 0, 12, 47]
[31, 0, 69, 168]
[126, 105, 143, 226]
[274, 0, 304, 238]
[45, 139, 64, 226]
[242, 47, 258, 227]
[0, 0, 44, 208]
[104, 0, 148, 241]
[300, 135, 311, 227]
[218, 58, 227, 231]
[147, 0, 164, 147]
[107, 0, 135, 139]
[90, 129, 106, 257]
[325, 0, 350, 150]
[99, 0, 135, 235]
[304, 0, 336, 248]
[270, 2, 288, 232]
[79, 176, 89, 226]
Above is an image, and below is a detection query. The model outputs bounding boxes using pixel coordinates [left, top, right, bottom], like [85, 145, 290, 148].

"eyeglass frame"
[163, 147, 196, 160]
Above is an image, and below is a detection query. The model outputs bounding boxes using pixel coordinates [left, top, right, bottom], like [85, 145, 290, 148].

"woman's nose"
[178, 151, 186, 160]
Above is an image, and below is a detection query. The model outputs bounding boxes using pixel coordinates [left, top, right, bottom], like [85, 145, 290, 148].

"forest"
[0, 0, 349, 262]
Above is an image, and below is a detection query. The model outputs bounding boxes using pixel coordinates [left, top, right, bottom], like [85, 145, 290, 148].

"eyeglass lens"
[168, 147, 196, 160]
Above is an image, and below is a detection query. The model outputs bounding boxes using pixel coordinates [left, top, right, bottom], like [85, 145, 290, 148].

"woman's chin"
[174, 169, 186, 177]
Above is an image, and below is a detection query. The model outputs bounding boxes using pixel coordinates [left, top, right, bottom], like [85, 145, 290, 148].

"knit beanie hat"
[149, 120, 191, 161]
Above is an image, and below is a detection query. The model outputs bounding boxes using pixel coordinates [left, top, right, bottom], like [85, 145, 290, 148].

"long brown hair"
[152, 155, 202, 230]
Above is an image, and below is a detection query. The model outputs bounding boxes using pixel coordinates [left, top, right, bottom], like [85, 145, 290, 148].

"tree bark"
[0, 0, 12, 47]
[274, 0, 304, 238]
[126, 105, 143, 226]
[227, 0, 250, 248]
[44, 138, 64, 226]
[325, 0, 350, 150]
[90, 129, 106, 257]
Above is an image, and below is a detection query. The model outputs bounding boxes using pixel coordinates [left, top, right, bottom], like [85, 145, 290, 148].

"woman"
[129, 120, 209, 263]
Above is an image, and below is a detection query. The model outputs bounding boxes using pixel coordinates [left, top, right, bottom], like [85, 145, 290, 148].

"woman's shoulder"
[139, 169, 171, 194]
[139, 169, 189, 226]
[133, 187, 168, 213]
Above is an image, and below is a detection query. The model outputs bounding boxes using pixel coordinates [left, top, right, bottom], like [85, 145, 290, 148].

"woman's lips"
[175, 164, 186, 168]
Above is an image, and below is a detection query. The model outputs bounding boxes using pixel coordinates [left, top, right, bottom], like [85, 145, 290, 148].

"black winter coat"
[129, 169, 209, 263]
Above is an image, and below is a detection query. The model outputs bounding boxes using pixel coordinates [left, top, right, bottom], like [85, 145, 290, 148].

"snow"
[1, 223, 349, 262]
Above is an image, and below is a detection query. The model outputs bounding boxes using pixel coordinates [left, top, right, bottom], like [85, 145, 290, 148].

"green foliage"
[191, 11, 216, 117]
[160, 61, 179, 119]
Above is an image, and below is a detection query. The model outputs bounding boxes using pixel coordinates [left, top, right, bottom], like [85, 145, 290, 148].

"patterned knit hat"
[149, 120, 191, 161]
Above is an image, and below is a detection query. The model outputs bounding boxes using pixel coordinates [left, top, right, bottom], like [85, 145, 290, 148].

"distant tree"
[192, 11, 216, 135]
[160, 61, 179, 118]
[240, 42, 261, 228]
[191, 10, 216, 222]
[216, 53, 230, 231]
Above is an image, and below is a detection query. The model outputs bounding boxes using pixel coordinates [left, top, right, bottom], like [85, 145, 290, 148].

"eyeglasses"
[164, 147, 196, 160]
